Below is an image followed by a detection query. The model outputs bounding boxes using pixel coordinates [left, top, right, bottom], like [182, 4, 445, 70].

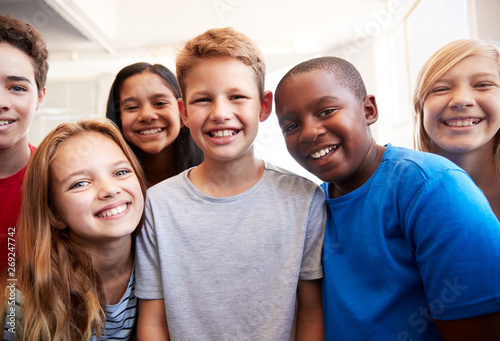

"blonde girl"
[413, 39, 500, 218]
[2, 119, 146, 340]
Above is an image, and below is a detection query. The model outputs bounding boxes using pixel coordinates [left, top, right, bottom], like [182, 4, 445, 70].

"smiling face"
[0, 42, 45, 150]
[423, 54, 500, 156]
[50, 132, 144, 246]
[275, 69, 378, 191]
[119, 71, 182, 155]
[179, 57, 271, 163]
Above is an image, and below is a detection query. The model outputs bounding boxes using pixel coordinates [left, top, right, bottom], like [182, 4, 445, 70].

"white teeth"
[139, 128, 162, 135]
[311, 146, 337, 159]
[0, 120, 13, 126]
[444, 119, 479, 127]
[211, 129, 237, 137]
[97, 204, 127, 218]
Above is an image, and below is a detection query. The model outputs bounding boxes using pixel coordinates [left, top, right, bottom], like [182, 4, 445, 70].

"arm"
[137, 299, 169, 341]
[295, 279, 324, 341]
[435, 311, 500, 341]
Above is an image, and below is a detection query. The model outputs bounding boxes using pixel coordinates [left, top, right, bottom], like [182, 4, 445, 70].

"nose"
[299, 119, 326, 143]
[98, 180, 121, 199]
[0, 89, 10, 111]
[137, 104, 159, 123]
[449, 86, 475, 110]
[210, 98, 231, 122]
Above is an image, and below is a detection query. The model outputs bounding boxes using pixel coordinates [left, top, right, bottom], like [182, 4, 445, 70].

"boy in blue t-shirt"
[274, 56, 500, 340]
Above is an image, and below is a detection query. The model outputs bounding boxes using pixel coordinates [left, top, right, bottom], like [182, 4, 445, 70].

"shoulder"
[263, 162, 323, 195]
[147, 170, 188, 198]
[382, 144, 466, 180]
[264, 162, 326, 202]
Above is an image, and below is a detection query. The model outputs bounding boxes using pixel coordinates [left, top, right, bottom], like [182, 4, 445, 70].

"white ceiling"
[0, 0, 396, 79]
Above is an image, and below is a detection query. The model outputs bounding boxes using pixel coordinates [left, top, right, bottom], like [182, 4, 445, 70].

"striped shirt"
[94, 267, 137, 340]
[4, 268, 137, 340]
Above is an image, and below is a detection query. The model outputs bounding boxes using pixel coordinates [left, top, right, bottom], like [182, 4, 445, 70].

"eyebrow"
[120, 93, 172, 105]
[6, 75, 33, 84]
[309, 95, 340, 109]
[438, 71, 500, 82]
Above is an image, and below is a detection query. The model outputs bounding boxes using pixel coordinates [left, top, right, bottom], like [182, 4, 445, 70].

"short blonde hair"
[413, 39, 500, 156]
[176, 27, 266, 100]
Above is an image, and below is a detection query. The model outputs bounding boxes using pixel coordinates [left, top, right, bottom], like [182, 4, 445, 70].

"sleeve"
[299, 185, 326, 280]
[134, 197, 164, 299]
[404, 168, 500, 320]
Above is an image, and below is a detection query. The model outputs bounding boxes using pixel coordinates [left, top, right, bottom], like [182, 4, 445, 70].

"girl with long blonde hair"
[413, 39, 500, 219]
[2, 119, 146, 340]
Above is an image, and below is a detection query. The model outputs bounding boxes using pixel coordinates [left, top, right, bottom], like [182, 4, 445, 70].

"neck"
[433, 143, 497, 187]
[0, 138, 30, 178]
[136, 144, 177, 187]
[87, 236, 133, 280]
[189, 152, 264, 198]
[86, 236, 134, 305]
[435, 144, 500, 219]
[331, 140, 384, 198]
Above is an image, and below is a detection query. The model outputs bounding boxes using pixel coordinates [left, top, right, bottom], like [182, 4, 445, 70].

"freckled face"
[275, 70, 376, 186]
[119, 72, 182, 155]
[423, 54, 500, 155]
[50, 133, 144, 246]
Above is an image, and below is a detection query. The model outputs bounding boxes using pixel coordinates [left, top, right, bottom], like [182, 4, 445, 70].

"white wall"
[29, 0, 500, 183]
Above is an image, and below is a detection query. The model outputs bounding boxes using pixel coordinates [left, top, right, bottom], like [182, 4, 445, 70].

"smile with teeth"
[443, 118, 481, 127]
[0, 120, 14, 126]
[310, 146, 337, 159]
[96, 203, 128, 218]
[209, 129, 238, 138]
[138, 128, 163, 135]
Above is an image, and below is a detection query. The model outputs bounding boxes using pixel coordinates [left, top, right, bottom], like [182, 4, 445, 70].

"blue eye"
[115, 169, 131, 177]
[69, 180, 90, 189]
[10, 86, 27, 92]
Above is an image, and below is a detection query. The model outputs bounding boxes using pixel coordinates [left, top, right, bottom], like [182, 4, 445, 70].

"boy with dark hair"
[275, 56, 500, 340]
[0, 15, 47, 272]
[135, 27, 325, 340]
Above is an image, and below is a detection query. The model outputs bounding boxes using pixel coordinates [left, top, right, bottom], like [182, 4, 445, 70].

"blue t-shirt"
[321, 144, 500, 341]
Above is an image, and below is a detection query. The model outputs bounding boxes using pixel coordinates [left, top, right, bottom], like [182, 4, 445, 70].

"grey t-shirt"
[135, 162, 325, 340]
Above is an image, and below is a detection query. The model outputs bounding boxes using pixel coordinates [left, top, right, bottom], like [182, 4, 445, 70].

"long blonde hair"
[2, 119, 146, 340]
[412, 39, 500, 174]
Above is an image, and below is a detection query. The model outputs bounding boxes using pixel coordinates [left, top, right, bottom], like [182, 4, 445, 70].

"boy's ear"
[35, 87, 46, 111]
[363, 94, 378, 126]
[259, 90, 273, 123]
[178, 98, 190, 128]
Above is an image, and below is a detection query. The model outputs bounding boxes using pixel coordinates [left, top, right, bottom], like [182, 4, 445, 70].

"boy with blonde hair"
[135, 27, 326, 340]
